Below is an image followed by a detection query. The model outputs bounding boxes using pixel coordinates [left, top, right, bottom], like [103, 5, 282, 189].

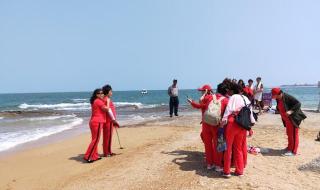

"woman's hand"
[221, 119, 227, 127]
[286, 110, 293, 116]
[113, 120, 120, 128]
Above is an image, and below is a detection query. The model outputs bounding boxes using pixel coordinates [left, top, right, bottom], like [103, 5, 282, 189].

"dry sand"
[1, 112, 320, 190]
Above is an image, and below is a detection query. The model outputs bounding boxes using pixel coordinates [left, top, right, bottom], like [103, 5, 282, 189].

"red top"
[90, 98, 106, 123]
[277, 99, 290, 122]
[104, 97, 117, 123]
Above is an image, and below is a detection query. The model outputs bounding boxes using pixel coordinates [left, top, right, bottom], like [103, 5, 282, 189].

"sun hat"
[197, 84, 212, 91]
[271, 88, 281, 99]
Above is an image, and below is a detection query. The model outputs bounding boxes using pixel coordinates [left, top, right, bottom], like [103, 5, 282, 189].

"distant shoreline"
[281, 84, 318, 87]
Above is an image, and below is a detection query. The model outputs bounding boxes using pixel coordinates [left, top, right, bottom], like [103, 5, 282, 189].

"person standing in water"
[168, 79, 179, 117]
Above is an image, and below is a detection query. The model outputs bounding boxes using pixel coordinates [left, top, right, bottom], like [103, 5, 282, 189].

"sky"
[0, 0, 319, 93]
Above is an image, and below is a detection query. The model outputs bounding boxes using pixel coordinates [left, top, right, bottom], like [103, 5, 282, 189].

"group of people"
[167, 77, 265, 119]
[84, 79, 307, 178]
[186, 78, 306, 177]
[83, 84, 120, 163]
[233, 77, 264, 115]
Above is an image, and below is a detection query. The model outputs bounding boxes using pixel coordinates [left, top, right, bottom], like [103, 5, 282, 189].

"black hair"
[238, 79, 245, 88]
[230, 83, 242, 95]
[222, 78, 232, 90]
[90, 88, 103, 105]
[102, 84, 112, 95]
[217, 83, 228, 96]
[248, 79, 253, 83]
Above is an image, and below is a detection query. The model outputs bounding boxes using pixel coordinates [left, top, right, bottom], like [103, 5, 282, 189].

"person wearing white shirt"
[168, 79, 179, 117]
[254, 77, 264, 115]
[221, 84, 256, 177]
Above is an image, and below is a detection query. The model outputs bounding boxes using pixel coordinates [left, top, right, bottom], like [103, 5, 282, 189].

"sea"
[0, 87, 319, 152]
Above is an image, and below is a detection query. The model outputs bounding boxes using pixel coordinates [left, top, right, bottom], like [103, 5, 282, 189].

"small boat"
[141, 89, 148, 94]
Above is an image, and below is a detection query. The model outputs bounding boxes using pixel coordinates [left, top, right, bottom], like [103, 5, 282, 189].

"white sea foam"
[114, 102, 161, 109]
[19, 103, 90, 111]
[23, 114, 76, 122]
[0, 117, 83, 152]
[72, 98, 88, 102]
[119, 114, 162, 126]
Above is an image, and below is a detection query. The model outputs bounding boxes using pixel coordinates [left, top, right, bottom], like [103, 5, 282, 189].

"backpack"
[235, 95, 253, 130]
[203, 95, 224, 126]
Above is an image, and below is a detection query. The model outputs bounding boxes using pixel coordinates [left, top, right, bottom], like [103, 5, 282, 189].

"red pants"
[224, 116, 247, 175]
[103, 122, 114, 156]
[84, 121, 104, 161]
[201, 123, 223, 166]
[285, 118, 299, 154]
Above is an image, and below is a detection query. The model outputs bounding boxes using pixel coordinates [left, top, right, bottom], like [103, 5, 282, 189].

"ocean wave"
[119, 114, 162, 126]
[72, 98, 88, 102]
[18, 103, 90, 111]
[114, 102, 162, 109]
[23, 114, 76, 122]
[0, 117, 83, 152]
[0, 117, 3, 120]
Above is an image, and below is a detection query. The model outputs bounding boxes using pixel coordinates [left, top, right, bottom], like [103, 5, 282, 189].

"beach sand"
[1, 112, 320, 190]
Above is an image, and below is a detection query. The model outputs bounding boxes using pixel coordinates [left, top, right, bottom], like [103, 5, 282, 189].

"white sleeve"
[108, 109, 116, 121]
[222, 96, 235, 121]
[249, 106, 256, 123]
[245, 96, 256, 123]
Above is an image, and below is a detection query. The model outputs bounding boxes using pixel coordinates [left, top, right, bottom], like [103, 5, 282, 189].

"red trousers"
[285, 118, 299, 154]
[201, 123, 223, 167]
[103, 122, 114, 156]
[84, 121, 104, 161]
[223, 116, 247, 175]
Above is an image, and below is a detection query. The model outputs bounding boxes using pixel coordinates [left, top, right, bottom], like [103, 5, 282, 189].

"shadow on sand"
[162, 150, 222, 178]
[259, 148, 285, 157]
[69, 154, 88, 163]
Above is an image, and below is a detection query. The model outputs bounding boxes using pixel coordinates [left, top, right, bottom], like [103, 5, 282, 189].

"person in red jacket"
[272, 87, 306, 156]
[102, 84, 120, 157]
[187, 84, 226, 171]
[214, 83, 229, 172]
[84, 89, 108, 163]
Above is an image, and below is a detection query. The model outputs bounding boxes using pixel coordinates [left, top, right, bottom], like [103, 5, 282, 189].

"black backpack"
[235, 95, 253, 131]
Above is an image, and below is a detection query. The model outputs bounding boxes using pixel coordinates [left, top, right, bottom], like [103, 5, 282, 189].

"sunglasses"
[97, 92, 104, 95]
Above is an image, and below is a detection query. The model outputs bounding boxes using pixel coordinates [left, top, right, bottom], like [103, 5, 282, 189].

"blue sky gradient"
[1, 0, 319, 93]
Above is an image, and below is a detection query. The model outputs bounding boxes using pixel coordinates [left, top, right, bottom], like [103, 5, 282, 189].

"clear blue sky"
[1, 0, 319, 93]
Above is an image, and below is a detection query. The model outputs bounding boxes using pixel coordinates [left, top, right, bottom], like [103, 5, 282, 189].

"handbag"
[235, 95, 253, 131]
